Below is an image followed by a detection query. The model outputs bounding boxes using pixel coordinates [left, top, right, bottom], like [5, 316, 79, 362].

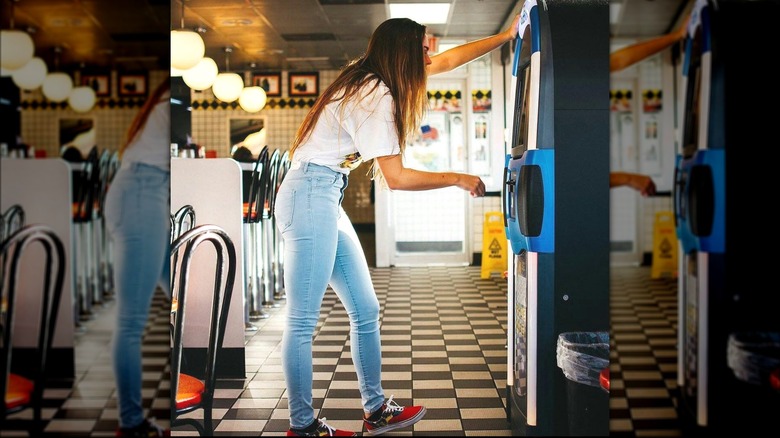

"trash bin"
[727, 331, 780, 386]
[556, 331, 609, 436]
[725, 331, 780, 427]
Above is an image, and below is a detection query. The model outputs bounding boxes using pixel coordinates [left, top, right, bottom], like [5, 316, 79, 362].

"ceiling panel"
[2, 0, 692, 75]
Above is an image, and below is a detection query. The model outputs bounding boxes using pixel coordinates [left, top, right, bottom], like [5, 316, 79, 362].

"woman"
[274, 16, 519, 437]
[104, 79, 171, 438]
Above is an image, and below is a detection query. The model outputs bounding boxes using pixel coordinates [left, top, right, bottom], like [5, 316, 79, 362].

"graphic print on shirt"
[339, 151, 363, 170]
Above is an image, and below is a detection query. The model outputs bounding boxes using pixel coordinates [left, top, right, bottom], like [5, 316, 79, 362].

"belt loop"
[301, 161, 308, 172]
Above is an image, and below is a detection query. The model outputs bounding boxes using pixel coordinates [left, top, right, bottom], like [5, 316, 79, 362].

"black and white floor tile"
[3, 264, 688, 437]
[609, 266, 682, 437]
[173, 266, 513, 436]
[1, 289, 171, 437]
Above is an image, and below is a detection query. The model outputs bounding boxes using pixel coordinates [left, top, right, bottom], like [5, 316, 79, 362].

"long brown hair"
[119, 79, 170, 157]
[290, 18, 429, 160]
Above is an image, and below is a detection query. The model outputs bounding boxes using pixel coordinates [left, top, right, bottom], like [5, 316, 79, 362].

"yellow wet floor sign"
[481, 211, 508, 279]
[651, 211, 678, 279]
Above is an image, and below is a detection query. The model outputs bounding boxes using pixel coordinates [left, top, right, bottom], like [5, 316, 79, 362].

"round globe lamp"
[0, 30, 35, 70]
[212, 72, 244, 102]
[42, 72, 74, 102]
[12, 57, 47, 90]
[170, 30, 205, 71]
[68, 86, 97, 113]
[182, 57, 218, 91]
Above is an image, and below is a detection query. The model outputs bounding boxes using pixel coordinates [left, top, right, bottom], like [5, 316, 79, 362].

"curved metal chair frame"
[1, 224, 66, 434]
[1, 205, 25, 244]
[258, 149, 281, 310]
[271, 150, 291, 301]
[170, 205, 196, 306]
[170, 224, 237, 436]
[243, 147, 270, 321]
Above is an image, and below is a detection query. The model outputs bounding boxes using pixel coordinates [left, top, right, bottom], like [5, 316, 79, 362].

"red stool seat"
[242, 203, 258, 221]
[5, 373, 34, 410]
[175, 373, 205, 410]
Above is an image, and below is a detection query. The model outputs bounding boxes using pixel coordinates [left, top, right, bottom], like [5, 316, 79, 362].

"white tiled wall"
[20, 70, 168, 157]
[191, 70, 339, 157]
[17, 61, 503, 258]
[190, 63, 504, 258]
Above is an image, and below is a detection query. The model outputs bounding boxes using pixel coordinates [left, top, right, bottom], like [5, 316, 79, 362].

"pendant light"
[42, 47, 73, 102]
[239, 86, 267, 113]
[182, 56, 218, 91]
[68, 86, 96, 113]
[0, 1, 34, 70]
[212, 47, 243, 103]
[12, 56, 47, 90]
[171, 0, 205, 71]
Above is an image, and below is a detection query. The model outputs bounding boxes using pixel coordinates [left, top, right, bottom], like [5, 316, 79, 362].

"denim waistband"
[120, 160, 169, 175]
[292, 161, 347, 185]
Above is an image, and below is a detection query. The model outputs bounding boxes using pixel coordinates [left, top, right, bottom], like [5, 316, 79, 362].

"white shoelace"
[383, 395, 403, 415]
[318, 418, 336, 435]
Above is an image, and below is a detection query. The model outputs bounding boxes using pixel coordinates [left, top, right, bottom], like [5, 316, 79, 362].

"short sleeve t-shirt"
[291, 79, 401, 174]
[120, 90, 171, 171]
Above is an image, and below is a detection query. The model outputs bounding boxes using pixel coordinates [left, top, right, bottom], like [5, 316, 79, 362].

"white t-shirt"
[120, 90, 171, 171]
[292, 79, 401, 174]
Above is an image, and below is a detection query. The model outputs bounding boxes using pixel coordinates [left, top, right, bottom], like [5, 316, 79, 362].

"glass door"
[375, 78, 470, 266]
[610, 78, 641, 266]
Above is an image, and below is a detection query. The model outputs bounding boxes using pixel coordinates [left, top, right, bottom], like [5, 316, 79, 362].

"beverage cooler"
[501, 1, 609, 435]
[675, 0, 780, 434]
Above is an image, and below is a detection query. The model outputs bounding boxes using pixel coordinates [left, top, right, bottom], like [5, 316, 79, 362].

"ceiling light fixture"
[68, 86, 96, 113]
[1, 0, 35, 70]
[239, 86, 267, 113]
[12, 56, 47, 90]
[171, 0, 205, 71]
[212, 47, 244, 103]
[388, 2, 451, 24]
[42, 47, 73, 102]
[182, 56, 218, 90]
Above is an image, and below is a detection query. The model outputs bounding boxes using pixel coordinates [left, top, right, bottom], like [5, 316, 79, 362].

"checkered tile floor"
[3, 264, 686, 437]
[1, 289, 171, 437]
[609, 266, 682, 437]
[173, 266, 513, 436]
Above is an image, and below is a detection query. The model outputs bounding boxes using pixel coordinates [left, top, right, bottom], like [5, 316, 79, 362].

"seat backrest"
[95, 149, 111, 215]
[246, 146, 269, 223]
[70, 146, 100, 222]
[170, 205, 196, 244]
[107, 150, 120, 184]
[1, 224, 66, 415]
[1, 205, 25, 243]
[269, 150, 291, 218]
[263, 149, 281, 219]
[169, 224, 237, 413]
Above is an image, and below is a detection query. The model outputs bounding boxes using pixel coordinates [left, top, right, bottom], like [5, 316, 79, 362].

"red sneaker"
[363, 395, 427, 436]
[116, 418, 170, 437]
[287, 418, 357, 437]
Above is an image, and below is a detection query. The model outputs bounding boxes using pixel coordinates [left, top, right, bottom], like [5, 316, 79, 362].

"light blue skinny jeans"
[274, 161, 384, 429]
[104, 162, 170, 428]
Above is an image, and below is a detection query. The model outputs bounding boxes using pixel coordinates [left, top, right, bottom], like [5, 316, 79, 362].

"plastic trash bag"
[556, 331, 609, 388]
[727, 331, 780, 386]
